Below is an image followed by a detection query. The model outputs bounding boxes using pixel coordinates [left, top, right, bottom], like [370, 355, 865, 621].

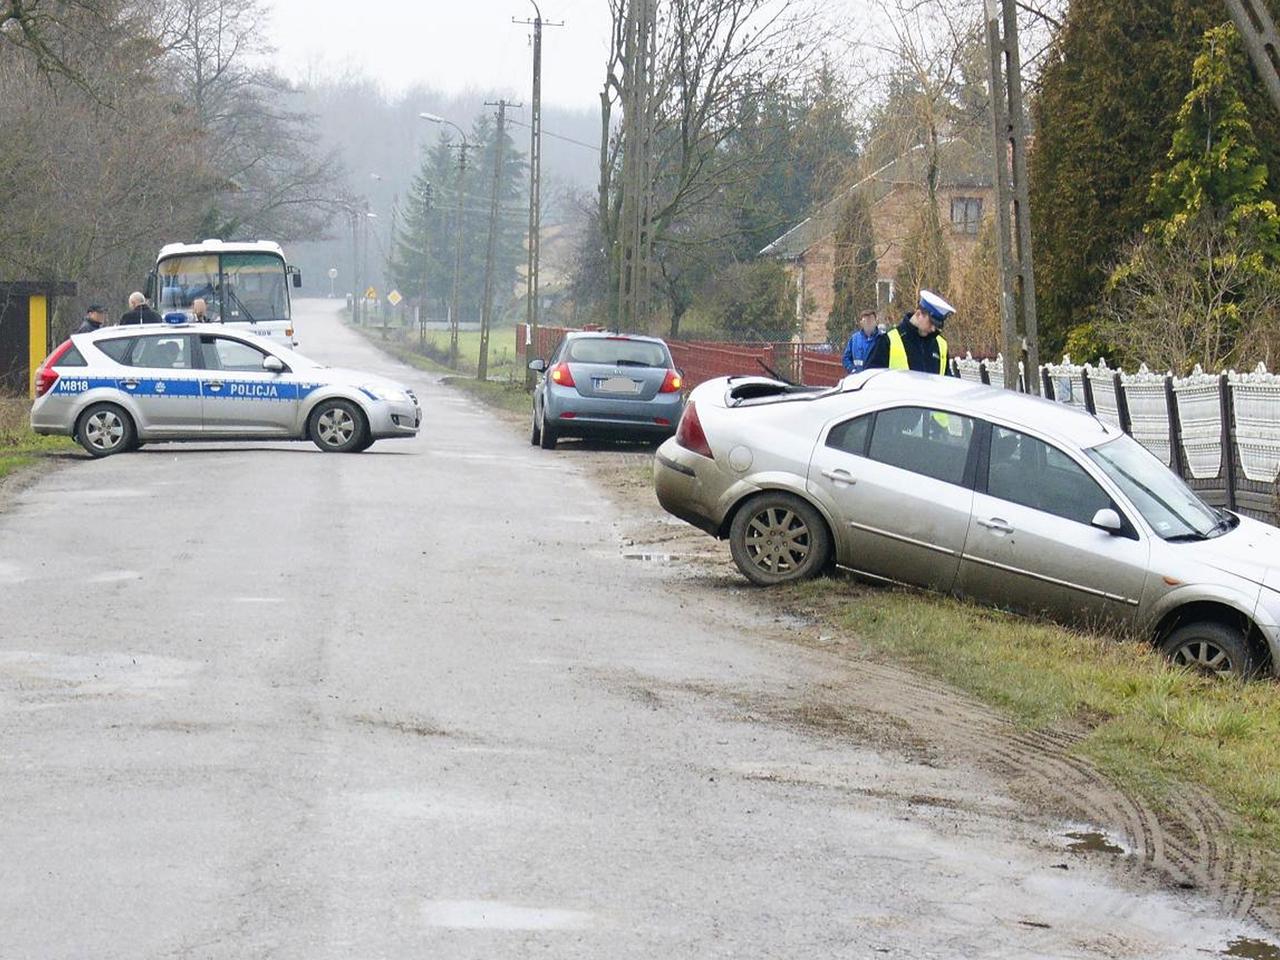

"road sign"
[387, 289, 403, 307]
[327, 267, 338, 280]
[364, 286, 377, 301]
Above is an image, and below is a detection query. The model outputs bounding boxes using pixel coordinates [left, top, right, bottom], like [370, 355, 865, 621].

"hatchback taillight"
[675, 402, 713, 459]
[549, 362, 576, 387]
[659, 369, 682, 393]
[34, 340, 73, 398]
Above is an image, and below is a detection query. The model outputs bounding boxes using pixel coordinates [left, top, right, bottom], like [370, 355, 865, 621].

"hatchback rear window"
[96, 338, 136, 363]
[567, 338, 667, 367]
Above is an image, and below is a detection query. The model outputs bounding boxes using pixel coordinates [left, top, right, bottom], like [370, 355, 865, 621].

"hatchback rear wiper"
[613, 359, 650, 367]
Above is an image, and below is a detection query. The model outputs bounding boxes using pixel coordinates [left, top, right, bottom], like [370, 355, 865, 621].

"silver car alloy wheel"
[317, 407, 356, 447]
[744, 506, 811, 576]
[1169, 639, 1236, 676]
[84, 409, 125, 451]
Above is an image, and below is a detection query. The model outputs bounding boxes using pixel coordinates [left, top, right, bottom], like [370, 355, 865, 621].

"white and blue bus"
[147, 239, 302, 347]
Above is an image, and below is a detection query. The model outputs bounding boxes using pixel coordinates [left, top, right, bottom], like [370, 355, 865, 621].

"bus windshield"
[157, 252, 289, 324]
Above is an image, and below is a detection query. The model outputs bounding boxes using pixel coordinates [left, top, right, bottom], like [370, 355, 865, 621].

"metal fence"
[516, 325, 1280, 524]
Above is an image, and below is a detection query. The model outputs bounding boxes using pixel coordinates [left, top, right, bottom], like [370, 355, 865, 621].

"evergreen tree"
[1101, 24, 1280, 371]
[1029, 0, 1280, 356]
[827, 190, 878, 345]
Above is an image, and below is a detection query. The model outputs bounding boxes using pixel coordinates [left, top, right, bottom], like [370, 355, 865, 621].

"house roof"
[759, 138, 994, 260]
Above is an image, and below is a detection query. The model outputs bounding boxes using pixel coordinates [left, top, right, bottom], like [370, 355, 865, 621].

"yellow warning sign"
[387, 289, 403, 306]
[364, 286, 378, 301]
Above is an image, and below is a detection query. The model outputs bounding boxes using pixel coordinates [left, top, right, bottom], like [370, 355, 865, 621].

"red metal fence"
[516, 324, 848, 389]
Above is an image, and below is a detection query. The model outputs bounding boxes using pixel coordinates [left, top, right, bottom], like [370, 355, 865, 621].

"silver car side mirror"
[1091, 508, 1123, 534]
[528, 358, 547, 373]
[262, 355, 285, 374]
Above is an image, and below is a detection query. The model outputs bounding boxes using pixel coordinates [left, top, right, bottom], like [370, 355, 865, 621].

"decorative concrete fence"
[959, 351, 1280, 523]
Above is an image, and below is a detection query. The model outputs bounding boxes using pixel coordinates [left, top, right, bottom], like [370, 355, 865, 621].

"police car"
[31, 321, 420, 456]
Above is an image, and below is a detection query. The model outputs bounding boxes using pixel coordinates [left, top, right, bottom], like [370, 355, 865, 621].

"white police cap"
[919, 289, 955, 326]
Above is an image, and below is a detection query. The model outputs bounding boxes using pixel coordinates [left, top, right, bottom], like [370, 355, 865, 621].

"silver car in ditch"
[528, 332, 684, 449]
[31, 322, 419, 456]
[654, 370, 1280, 678]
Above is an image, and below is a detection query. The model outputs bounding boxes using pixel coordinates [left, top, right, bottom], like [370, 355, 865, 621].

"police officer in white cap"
[863, 289, 956, 376]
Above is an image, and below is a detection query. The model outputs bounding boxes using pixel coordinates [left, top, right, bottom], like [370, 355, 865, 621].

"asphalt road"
[0, 301, 1268, 958]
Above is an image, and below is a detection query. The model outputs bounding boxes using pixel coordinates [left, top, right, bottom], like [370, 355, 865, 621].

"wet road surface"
[0, 301, 1271, 958]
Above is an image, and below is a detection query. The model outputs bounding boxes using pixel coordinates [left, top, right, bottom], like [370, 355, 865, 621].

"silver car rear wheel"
[309, 399, 367, 453]
[729, 492, 831, 586]
[76, 403, 135, 458]
[1160, 621, 1256, 679]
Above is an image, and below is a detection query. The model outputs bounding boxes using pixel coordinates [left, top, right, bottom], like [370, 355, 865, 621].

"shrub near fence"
[517, 325, 1280, 524]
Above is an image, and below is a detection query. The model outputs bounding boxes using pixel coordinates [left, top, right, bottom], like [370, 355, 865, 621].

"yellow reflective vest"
[887, 327, 948, 374]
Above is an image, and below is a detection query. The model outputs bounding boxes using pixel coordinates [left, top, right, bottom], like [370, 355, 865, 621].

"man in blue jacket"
[841, 309, 881, 374]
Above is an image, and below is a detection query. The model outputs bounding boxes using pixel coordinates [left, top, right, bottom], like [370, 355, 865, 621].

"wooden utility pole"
[615, 0, 657, 333]
[449, 142, 470, 368]
[478, 99, 519, 381]
[420, 181, 433, 349]
[984, 0, 1041, 392]
[515, 3, 562, 388]
[1224, 0, 1280, 113]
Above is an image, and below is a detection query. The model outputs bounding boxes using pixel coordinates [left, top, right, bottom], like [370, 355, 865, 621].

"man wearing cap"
[72, 304, 108, 335]
[863, 289, 956, 376]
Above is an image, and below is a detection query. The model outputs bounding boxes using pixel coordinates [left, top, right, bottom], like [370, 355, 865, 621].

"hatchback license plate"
[599, 377, 640, 395]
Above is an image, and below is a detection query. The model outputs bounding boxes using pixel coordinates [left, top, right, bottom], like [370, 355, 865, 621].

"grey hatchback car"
[655, 370, 1280, 679]
[528, 332, 683, 449]
[31, 322, 420, 456]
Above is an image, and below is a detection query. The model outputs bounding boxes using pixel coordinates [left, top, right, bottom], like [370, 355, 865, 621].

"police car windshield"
[157, 252, 289, 323]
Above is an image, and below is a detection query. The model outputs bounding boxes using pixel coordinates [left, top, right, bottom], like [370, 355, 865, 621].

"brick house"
[760, 138, 994, 343]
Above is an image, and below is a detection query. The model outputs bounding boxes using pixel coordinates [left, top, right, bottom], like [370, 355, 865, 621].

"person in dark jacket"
[841, 309, 882, 374]
[72, 304, 107, 335]
[119, 292, 162, 325]
[863, 289, 957, 377]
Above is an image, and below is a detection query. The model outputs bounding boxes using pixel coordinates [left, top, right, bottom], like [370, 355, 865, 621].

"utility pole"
[1224, 0, 1280, 114]
[615, 0, 657, 333]
[479, 99, 519, 381]
[450, 141, 470, 368]
[984, 0, 1041, 392]
[349, 206, 360, 324]
[421, 181, 433, 349]
[515, 3, 563, 389]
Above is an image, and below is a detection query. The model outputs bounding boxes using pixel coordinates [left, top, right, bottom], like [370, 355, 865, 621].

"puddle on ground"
[1225, 938, 1280, 959]
[1064, 831, 1125, 855]
[421, 899, 592, 931]
[622, 552, 675, 563]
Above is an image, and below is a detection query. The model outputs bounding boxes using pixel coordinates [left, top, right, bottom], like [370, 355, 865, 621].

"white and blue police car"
[31, 319, 420, 457]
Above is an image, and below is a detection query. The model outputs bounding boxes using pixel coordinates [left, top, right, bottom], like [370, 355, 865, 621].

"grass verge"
[347, 321, 532, 419]
[0, 399, 77, 481]
[781, 578, 1280, 893]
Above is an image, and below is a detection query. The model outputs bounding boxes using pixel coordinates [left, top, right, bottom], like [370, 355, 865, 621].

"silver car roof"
[845, 370, 1118, 449]
[563, 331, 669, 346]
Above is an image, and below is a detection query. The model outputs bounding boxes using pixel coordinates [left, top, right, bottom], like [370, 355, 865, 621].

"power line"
[506, 117, 599, 153]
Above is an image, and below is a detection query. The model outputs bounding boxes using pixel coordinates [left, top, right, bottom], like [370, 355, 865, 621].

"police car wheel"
[729, 492, 832, 587]
[309, 399, 367, 453]
[76, 403, 135, 458]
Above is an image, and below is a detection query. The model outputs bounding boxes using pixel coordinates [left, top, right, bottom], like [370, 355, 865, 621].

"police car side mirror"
[262, 355, 285, 374]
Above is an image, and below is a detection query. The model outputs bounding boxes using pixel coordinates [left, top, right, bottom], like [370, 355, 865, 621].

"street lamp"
[420, 112, 470, 368]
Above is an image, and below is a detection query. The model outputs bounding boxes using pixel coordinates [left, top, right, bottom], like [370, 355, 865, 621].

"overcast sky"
[267, 0, 618, 110]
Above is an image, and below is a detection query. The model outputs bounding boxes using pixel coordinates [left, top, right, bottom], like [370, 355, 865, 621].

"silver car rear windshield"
[1086, 434, 1220, 540]
[567, 338, 667, 367]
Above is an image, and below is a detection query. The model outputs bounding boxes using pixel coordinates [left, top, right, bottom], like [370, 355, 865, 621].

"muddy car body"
[654, 370, 1280, 678]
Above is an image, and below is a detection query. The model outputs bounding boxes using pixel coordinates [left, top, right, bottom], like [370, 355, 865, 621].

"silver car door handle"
[822, 468, 856, 485]
[978, 517, 1014, 534]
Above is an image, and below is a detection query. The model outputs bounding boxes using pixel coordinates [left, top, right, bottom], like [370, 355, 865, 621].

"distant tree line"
[0, 0, 340, 335]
